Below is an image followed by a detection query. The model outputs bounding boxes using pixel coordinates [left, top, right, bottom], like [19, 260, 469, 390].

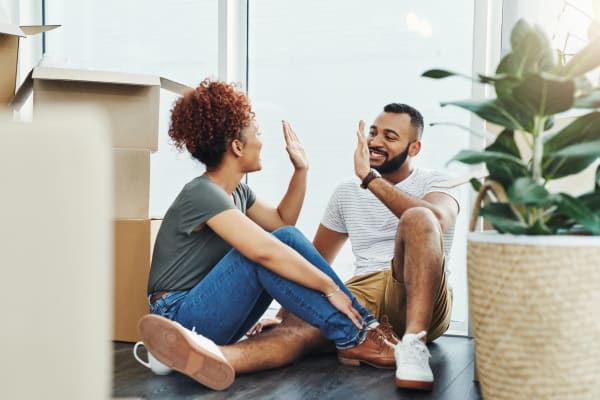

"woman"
[139, 79, 395, 391]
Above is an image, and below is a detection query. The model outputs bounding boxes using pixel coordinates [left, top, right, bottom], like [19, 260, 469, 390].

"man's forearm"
[367, 177, 443, 221]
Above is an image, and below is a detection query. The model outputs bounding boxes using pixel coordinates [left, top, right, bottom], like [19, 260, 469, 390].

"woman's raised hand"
[282, 120, 308, 171]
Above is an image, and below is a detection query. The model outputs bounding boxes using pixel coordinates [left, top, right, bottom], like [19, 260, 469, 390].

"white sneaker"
[394, 331, 434, 390]
[138, 315, 235, 391]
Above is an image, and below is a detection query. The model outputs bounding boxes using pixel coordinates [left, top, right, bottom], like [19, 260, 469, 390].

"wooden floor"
[112, 335, 481, 399]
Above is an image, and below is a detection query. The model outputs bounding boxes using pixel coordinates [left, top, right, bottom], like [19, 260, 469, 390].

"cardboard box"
[0, 22, 60, 105]
[11, 66, 192, 151]
[114, 148, 150, 219]
[1, 109, 111, 399]
[113, 218, 162, 342]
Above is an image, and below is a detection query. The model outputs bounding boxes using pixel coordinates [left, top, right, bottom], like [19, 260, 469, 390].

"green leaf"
[442, 99, 526, 131]
[479, 203, 528, 234]
[477, 73, 519, 85]
[497, 97, 537, 132]
[422, 69, 518, 87]
[559, 35, 600, 79]
[495, 54, 522, 98]
[486, 129, 521, 158]
[555, 193, 600, 234]
[448, 150, 528, 187]
[483, 130, 528, 187]
[422, 69, 460, 79]
[510, 19, 532, 55]
[525, 219, 553, 235]
[448, 149, 529, 190]
[579, 189, 600, 213]
[499, 20, 555, 76]
[507, 177, 555, 205]
[512, 74, 575, 116]
[544, 112, 600, 148]
[543, 112, 600, 179]
[469, 178, 483, 193]
[449, 149, 528, 168]
[553, 140, 600, 158]
[596, 164, 600, 190]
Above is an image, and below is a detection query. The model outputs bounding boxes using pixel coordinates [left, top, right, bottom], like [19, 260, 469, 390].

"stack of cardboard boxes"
[3, 22, 190, 342]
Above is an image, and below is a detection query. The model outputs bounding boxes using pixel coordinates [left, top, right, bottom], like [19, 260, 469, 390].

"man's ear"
[409, 140, 421, 157]
[231, 139, 244, 157]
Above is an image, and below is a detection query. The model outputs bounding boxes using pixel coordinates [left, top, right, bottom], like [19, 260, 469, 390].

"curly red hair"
[168, 79, 254, 169]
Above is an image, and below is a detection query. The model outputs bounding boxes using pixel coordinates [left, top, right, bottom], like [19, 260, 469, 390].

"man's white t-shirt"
[321, 168, 460, 277]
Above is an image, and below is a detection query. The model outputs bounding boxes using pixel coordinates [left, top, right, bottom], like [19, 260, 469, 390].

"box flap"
[0, 22, 60, 37]
[0, 21, 25, 37]
[33, 66, 160, 86]
[19, 25, 61, 35]
[9, 69, 33, 110]
[159, 77, 193, 96]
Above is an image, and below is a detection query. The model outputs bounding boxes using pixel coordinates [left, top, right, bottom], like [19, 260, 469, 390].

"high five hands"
[282, 120, 308, 171]
[354, 120, 370, 180]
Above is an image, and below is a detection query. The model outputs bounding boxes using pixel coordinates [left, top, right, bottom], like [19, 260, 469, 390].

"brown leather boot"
[337, 328, 396, 369]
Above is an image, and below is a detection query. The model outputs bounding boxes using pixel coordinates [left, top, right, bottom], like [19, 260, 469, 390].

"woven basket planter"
[468, 233, 600, 400]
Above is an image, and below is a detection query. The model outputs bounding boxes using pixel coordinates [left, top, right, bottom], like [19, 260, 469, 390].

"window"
[44, 0, 218, 215]
[248, 0, 477, 333]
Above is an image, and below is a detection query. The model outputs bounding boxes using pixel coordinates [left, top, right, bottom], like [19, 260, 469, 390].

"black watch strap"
[360, 169, 381, 189]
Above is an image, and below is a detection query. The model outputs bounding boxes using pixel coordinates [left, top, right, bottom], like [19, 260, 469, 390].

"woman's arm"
[246, 121, 308, 231]
[207, 208, 362, 328]
[209, 209, 332, 293]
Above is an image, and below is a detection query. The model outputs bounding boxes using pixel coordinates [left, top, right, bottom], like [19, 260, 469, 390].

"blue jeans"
[149, 226, 374, 349]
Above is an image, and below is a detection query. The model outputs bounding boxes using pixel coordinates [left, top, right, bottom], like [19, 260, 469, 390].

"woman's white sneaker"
[138, 314, 235, 391]
[394, 331, 434, 391]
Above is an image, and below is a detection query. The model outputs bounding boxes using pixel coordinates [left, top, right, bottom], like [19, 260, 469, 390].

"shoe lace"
[376, 316, 400, 343]
[368, 329, 394, 350]
[402, 331, 431, 364]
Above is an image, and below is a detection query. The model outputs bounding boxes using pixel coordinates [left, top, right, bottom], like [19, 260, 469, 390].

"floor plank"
[112, 335, 482, 399]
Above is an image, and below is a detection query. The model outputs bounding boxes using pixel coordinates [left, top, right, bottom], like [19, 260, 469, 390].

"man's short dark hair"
[383, 103, 424, 139]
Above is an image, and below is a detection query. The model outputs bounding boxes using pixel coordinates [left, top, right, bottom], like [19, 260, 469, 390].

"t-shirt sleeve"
[179, 179, 236, 235]
[425, 172, 461, 213]
[239, 182, 256, 211]
[321, 183, 348, 233]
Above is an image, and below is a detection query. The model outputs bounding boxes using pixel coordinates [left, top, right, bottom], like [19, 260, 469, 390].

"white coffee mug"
[133, 341, 172, 375]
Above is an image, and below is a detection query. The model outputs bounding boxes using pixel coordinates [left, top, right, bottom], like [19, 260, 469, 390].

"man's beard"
[372, 143, 410, 174]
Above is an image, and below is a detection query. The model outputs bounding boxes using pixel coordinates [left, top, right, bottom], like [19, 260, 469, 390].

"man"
[139, 103, 459, 391]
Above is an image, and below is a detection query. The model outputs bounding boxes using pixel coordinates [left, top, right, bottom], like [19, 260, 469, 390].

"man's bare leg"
[220, 313, 332, 374]
[391, 206, 444, 390]
[391, 207, 444, 340]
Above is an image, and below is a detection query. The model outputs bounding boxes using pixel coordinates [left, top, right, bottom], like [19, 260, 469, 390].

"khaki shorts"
[345, 264, 452, 343]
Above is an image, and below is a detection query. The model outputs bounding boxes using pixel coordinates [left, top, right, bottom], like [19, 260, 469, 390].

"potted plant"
[423, 19, 600, 400]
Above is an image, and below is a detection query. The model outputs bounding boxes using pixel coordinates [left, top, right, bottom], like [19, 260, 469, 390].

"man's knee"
[397, 207, 441, 239]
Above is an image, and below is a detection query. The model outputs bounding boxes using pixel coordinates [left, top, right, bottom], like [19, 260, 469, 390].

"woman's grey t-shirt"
[147, 175, 256, 294]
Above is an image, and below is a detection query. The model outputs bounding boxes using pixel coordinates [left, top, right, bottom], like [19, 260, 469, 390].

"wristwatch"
[360, 168, 381, 189]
